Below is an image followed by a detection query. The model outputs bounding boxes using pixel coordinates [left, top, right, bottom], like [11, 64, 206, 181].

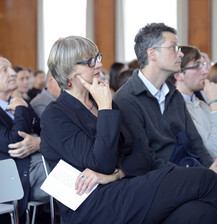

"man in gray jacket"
[114, 23, 217, 171]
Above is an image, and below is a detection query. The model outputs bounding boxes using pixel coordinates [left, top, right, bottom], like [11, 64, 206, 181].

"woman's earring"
[68, 82, 72, 87]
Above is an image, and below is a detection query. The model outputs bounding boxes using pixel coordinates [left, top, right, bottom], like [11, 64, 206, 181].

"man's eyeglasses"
[181, 62, 208, 72]
[153, 45, 181, 53]
[76, 53, 102, 67]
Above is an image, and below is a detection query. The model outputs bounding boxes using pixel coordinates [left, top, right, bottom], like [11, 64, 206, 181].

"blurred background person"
[208, 62, 217, 83]
[28, 70, 45, 100]
[117, 68, 134, 89]
[12, 66, 30, 101]
[30, 70, 61, 118]
[109, 62, 128, 96]
[127, 59, 140, 69]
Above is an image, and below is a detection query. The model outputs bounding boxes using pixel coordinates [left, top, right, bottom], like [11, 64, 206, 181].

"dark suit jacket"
[0, 105, 34, 216]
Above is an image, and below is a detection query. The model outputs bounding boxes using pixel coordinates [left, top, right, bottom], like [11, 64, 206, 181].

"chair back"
[0, 159, 24, 203]
[41, 155, 55, 224]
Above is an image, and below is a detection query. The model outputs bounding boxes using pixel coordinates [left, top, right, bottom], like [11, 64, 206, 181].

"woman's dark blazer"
[40, 91, 172, 224]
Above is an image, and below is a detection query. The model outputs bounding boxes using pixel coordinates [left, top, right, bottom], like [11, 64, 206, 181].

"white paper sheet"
[41, 159, 98, 211]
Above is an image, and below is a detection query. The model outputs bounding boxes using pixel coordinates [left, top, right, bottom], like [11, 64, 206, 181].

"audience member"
[30, 70, 61, 117]
[128, 59, 140, 69]
[114, 23, 216, 169]
[208, 62, 217, 83]
[109, 62, 128, 95]
[99, 68, 110, 83]
[27, 68, 35, 89]
[40, 35, 217, 224]
[117, 68, 134, 89]
[0, 56, 48, 223]
[172, 45, 217, 158]
[194, 52, 212, 102]
[12, 66, 30, 100]
[28, 70, 45, 100]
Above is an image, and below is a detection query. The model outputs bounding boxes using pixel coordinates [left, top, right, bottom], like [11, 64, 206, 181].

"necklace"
[88, 101, 94, 111]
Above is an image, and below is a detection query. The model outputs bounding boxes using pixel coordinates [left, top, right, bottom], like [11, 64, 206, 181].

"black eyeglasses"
[181, 62, 208, 72]
[76, 53, 102, 67]
[153, 45, 181, 53]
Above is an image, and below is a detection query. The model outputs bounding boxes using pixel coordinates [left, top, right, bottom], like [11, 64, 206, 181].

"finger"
[75, 172, 87, 190]
[204, 79, 209, 85]
[92, 77, 99, 85]
[76, 75, 91, 91]
[85, 178, 97, 194]
[6, 105, 13, 110]
[78, 177, 92, 195]
[8, 148, 26, 158]
[8, 141, 22, 149]
[18, 130, 28, 138]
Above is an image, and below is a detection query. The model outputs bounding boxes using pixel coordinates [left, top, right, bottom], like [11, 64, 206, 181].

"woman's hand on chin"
[76, 75, 112, 110]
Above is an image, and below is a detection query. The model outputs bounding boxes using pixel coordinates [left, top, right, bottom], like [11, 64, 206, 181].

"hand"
[75, 168, 116, 196]
[76, 75, 112, 110]
[8, 131, 40, 158]
[6, 97, 28, 114]
[209, 158, 217, 173]
[204, 80, 217, 102]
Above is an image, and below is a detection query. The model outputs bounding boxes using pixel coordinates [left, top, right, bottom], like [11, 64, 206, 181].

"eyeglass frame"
[181, 62, 208, 72]
[76, 53, 102, 67]
[153, 45, 182, 53]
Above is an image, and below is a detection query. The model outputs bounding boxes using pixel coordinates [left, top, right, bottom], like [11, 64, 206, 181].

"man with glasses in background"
[114, 23, 217, 171]
[171, 45, 217, 158]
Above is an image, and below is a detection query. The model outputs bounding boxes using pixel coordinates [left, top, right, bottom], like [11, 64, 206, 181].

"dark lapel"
[0, 107, 13, 127]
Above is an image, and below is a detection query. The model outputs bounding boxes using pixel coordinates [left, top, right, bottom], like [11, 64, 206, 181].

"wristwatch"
[114, 169, 120, 180]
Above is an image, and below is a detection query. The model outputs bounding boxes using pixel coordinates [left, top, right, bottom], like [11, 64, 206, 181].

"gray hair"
[47, 36, 98, 89]
[134, 23, 177, 69]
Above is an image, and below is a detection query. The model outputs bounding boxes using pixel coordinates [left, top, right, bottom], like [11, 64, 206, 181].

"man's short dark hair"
[134, 23, 177, 69]
[179, 45, 201, 70]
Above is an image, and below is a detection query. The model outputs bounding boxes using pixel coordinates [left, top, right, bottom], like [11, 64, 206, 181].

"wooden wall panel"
[188, 0, 211, 57]
[0, 0, 36, 70]
[94, 0, 115, 71]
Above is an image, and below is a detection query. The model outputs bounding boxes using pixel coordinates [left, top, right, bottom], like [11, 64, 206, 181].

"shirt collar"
[0, 99, 9, 111]
[138, 70, 169, 99]
[182, 93, 195, 102]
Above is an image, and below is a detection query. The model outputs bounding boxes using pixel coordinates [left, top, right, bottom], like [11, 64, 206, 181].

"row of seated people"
[40, 23, 217, 224]
[1, 22, 217, 223]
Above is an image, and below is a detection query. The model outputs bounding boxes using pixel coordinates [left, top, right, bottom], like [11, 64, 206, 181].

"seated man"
[172, 45, 217, 158]
[113, 23, 217, 170]
[30, 70, 61, 117]
[28, 70, 45, 100]
[0, 56, 48, 223]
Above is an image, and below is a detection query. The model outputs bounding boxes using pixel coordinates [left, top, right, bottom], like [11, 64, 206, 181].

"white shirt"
[138, 70, 169, 114]
[0, 98, 14, 119]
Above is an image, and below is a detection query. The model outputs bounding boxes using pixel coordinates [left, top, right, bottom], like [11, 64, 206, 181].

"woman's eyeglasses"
[76, 53, 102, 67]
[181, 62, 207, 72]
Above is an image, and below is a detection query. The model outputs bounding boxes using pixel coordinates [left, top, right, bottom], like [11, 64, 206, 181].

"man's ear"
[147, 48, 157, 61]
[174, 72, 184, 81]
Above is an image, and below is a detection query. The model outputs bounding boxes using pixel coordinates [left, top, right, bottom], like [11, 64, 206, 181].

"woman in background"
[12, 66, 30, 100]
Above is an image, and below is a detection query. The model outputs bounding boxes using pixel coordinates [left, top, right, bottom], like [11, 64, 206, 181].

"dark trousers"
[145, 167, 217, 224]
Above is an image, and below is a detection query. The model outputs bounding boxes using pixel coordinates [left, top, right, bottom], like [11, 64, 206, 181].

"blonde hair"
[47, 36, 98, 89]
